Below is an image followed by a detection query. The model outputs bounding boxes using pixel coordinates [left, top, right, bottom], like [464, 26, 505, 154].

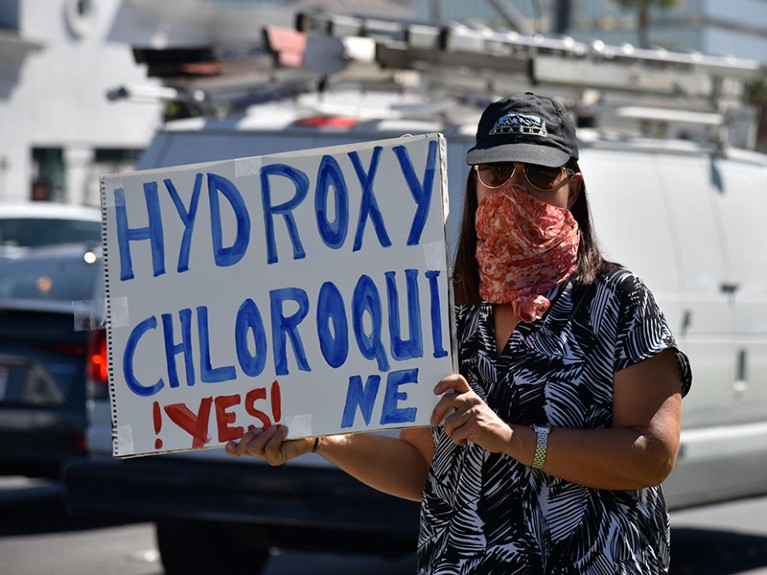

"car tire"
[156, 519, 270, 575]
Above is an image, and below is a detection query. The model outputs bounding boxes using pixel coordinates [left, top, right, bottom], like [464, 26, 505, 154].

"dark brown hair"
[452, 160, 619, 306]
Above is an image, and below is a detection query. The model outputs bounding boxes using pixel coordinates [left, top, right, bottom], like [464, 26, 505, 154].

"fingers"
[226, 425, 316, 466]
[226, 424, 282, 458]
[262, 425, 290, 465]
[431, 374, 474, 427]
[441, 408, 477, 446]
[434, 373, 471, 396]
[429, 378, 514, 453]
[431, 392, 458, 427]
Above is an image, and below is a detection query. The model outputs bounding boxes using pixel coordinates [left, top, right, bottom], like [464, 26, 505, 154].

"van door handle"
[720, 282, 739, 295]
[680, 309, 692, 336]
[734, 348, 748, 399]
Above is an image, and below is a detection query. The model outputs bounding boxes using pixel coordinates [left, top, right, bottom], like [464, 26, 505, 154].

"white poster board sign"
[101, 134, 455, 457]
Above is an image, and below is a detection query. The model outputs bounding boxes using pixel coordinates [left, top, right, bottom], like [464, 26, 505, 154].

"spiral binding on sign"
[100, 176, 120, 458]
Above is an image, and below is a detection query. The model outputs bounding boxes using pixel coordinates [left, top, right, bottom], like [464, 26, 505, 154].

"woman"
[227, 92, 692, 574]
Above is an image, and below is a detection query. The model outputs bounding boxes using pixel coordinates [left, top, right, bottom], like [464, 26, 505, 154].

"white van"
[63, 91, 767, 574]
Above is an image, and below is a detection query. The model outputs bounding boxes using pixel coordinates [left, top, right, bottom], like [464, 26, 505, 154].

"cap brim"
[466, 143, 570, 167]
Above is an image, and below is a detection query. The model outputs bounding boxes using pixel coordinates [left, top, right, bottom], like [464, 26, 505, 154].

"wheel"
[156, 519, 270, 575]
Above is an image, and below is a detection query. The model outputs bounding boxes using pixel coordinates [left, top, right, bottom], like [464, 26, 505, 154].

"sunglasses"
[474, 162, 575, 192]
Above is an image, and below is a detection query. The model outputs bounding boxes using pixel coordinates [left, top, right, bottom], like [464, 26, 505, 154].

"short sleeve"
[609, 272, 692, 397]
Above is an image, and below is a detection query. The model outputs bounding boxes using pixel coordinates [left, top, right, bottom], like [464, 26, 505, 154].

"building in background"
[0, 0, 163, 206]
[570, 0, 767, 63]
[0, 0, 416, 205]
[424, 0, 767, 64]
[1, 0, 765, 205]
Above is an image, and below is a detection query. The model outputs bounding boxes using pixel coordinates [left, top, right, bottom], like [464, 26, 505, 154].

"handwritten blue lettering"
[115, 185, 165, 281]
[352, 274, 390, 372]
[393, 139, 437, 246]
[121, 267, 445, 398]
[198, 305, 237, 383]
[341, 368, 419, 428]
[349, 147, 391, 251]
[124, 316, 164, 397]
[162, 308, 195, 388]
[341, 374, 381, 428]
[165, 175, 202, 273]
[261, 164, 309, 264]
[381, 368, 418, 425]
[208, 173, 250, 267]
[316, 281, 349, 368]
[235, 298, 268, 378]
[270, 287, 311, 376]
[315, 155, 349, 249]
[425, 270, 448, 358]
[386, 269, 423, 361]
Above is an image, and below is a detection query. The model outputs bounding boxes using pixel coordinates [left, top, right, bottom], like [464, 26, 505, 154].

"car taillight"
[87, 328, 108, 385]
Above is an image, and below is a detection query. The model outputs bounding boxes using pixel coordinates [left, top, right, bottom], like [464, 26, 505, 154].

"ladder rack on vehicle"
[110, 9, 766, 147]
[290, 11, 765, 147]
[295, 11, 763, 104]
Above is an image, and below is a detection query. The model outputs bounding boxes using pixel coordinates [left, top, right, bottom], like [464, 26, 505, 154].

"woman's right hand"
[225, 425, 315, 466]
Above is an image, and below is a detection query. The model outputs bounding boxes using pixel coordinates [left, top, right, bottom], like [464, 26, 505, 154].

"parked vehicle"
[62, 15, 767, 575]
[0, 202, 101, 250]
[0, 244, 103, 478]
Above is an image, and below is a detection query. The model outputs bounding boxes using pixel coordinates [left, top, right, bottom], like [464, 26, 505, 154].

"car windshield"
[0, 218, 101, 248]
[0, 254, 99, 302]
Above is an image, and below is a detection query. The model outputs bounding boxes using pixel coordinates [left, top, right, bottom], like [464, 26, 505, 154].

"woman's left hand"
[431, 374, 513, 454]
[226, 425, 314, 466]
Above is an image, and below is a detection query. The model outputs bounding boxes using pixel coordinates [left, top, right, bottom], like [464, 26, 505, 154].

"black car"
[0, 244, 103, 478]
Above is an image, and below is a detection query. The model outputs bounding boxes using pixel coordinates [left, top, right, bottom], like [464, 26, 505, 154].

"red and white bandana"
[475, 184, 579, 323]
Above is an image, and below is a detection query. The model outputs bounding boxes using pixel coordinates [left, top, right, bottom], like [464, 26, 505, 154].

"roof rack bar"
[296, 11, 765, 87]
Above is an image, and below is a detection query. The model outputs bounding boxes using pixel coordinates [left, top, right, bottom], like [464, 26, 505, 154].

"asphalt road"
[670, 498, 767, 575]
[1, 476, 767, 575]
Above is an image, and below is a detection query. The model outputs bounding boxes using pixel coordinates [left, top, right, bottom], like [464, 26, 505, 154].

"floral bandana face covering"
[475, 184, 580, 323]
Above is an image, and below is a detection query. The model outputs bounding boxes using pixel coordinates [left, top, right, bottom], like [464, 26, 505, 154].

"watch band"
[531, 424, 550, 470]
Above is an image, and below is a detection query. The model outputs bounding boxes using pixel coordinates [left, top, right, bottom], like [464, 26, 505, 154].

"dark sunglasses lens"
[478, 164, 515, 187]
[525, 165, 561, 190]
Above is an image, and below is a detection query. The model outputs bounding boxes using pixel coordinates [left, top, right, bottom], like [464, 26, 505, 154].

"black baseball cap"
[466, 92, 579, 167]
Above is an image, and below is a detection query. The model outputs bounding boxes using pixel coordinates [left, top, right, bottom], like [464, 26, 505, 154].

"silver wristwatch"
[531, 424, 550, 470]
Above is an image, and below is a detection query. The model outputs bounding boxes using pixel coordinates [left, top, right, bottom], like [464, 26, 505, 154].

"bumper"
[0, 431, 85, 478]
[63, 456, 420, 542]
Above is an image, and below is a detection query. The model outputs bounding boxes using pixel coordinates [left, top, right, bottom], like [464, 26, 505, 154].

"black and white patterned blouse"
[417, 269, 692, 575]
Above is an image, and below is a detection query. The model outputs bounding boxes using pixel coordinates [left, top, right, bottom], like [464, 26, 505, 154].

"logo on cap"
[490, 114, 548, 138]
